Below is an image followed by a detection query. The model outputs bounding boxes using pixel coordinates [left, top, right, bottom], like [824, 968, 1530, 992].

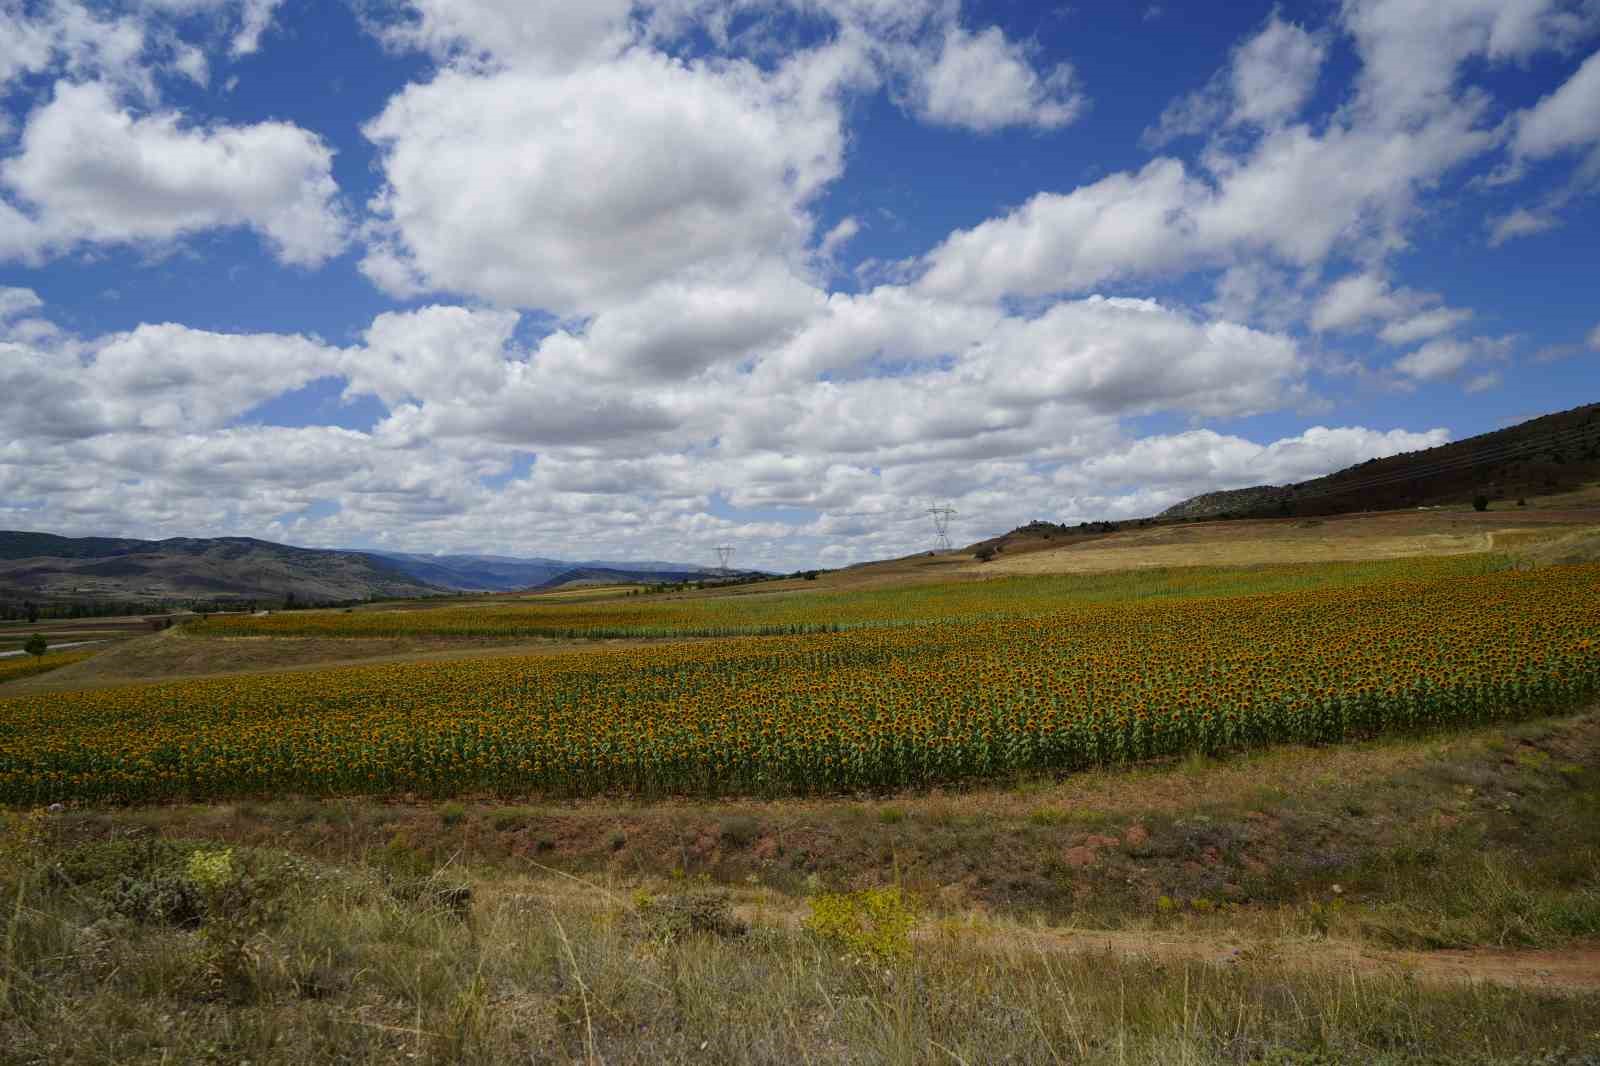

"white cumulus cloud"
[1, 81, 346, 266]
[909, 25, 1085, 132]
[361, 44, 863, 312]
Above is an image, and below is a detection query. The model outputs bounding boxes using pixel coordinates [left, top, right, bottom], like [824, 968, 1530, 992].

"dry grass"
[1514, 527, 1600, 566]
[3, 820, 1597, 1065]
[518, 584, 645, 600]
[981, 512, 1600, 577]
[1518, 481, 1600, 510]
[1, 627, 732, 695]
[754, 506, 1598, 589]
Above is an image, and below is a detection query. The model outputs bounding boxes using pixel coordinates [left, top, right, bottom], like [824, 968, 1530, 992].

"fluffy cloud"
[361, 0, 1093, 311]
[140, 0, 287, 57]
[909, 25, 1084, 132]
[2, 278, 1331, 566]
[1310, 273, 1405, 331]
[916, 159, 1206, 300]
[345, 305, 520, 408]
[361, 44, 862, 312]
[1147, 15, 1325, 144]
[89, 324, 337, 431]
[230, 0, 285, 55]
[1, 0, 290, 100]
[919, 103, 1493, 304]
[1228, 16, 1327, 127]
[1, 317, 336, 443]
[1378, 308, 1476, 345]
[375, 0, 635, 72]
[919, 1, 1599, 309]
[1392, 335, 1513, 383]
[1393, 339, 1476, 381]
[1589, 322, 1600, 350]
[1341, 0, 1596, 122]
[0, 285, 43, 320]
[1310, 272, 1473, 343]
[579, 268, 825, 381]
[1072, 425, 1451, 493]
[1487, 207, 1561, 245]
[1512, 49, 1600, 162]
[0, 1, 147, 95]
[1, 81, 346, 265]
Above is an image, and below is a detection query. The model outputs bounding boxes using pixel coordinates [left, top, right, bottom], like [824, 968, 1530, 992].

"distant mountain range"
[0, 531, 728, 606]
[367, 551, 713, 592]
[1161, 402, 1600, 520]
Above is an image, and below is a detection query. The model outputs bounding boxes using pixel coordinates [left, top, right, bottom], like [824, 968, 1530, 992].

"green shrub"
[805, 886, 918, 964]
[491, 806, 536, 832]
[109, 869, 206, 927]
[719, 814, 762, 847]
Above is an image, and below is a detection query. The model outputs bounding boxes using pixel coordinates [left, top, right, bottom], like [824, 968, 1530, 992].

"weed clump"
[719, 814, 762, 847]
[633, 888, 747, 943]
[805, 886, 919, 965]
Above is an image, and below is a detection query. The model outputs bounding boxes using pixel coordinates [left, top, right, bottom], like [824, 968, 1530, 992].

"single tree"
[25, 601, 39, 624]
[23, 633, 48, 657]
[1472, 494, 1490, 512]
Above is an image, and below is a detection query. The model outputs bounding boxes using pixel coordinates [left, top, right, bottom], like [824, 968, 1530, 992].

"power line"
[713, 545, 735, 575]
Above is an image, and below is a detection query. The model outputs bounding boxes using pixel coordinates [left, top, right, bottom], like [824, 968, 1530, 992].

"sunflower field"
[2, 564, 1596, 804]
[195, 554, 1509, 641]
[0, 650, 94, 687]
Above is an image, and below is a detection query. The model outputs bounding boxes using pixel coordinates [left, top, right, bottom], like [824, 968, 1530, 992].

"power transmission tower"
[926, 503, 957, 551]
[714, 545, 735, 575]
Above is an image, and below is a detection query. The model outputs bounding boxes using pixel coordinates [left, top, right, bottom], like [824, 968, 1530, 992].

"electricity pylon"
[926, 504, 957, 551]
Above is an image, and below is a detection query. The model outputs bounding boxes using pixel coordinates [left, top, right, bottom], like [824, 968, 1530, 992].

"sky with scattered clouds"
[2, 0, 1598, 570]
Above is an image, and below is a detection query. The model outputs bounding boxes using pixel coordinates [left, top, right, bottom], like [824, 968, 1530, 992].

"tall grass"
[1, 828, 1595, 1065]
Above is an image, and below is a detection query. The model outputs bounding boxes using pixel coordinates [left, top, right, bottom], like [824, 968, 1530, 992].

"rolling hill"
[1161, 402, 1600, 520]
[0, 531, 728, 606]
[0, 533, 442, 605]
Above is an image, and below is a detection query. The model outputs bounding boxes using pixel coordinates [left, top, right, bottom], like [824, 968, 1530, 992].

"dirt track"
[1017, 928, 1600, 992]
[721, 895, 1600, 992]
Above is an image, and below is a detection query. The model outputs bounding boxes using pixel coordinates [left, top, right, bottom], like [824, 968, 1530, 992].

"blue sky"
[2, 0, 1597, 570]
